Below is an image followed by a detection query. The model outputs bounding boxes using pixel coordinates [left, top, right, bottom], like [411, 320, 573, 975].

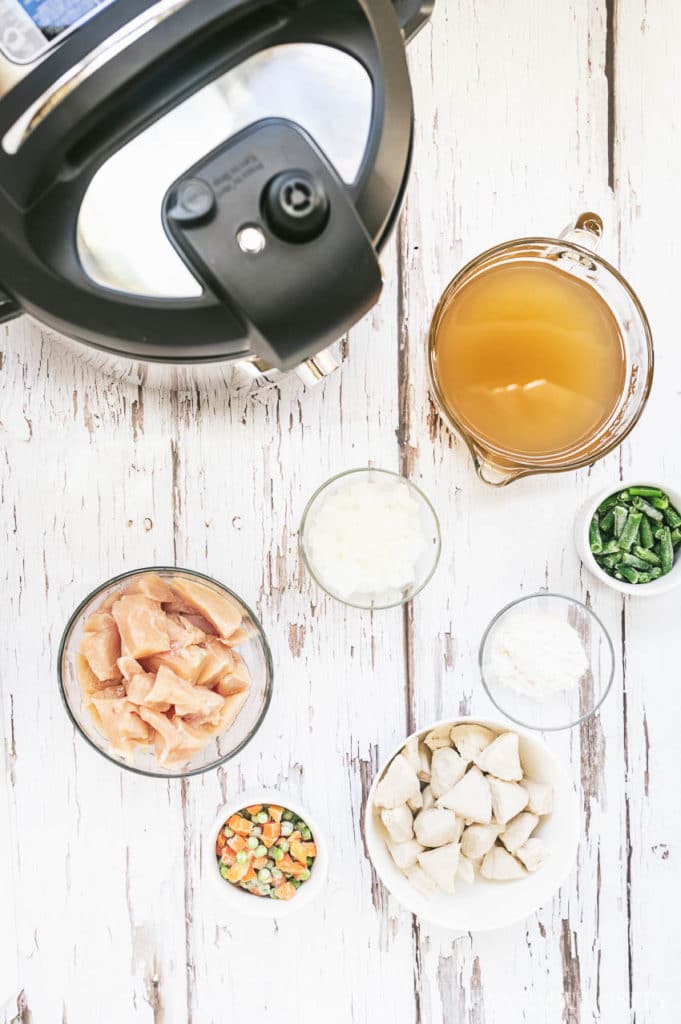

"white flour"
[488, 613, 588, 699]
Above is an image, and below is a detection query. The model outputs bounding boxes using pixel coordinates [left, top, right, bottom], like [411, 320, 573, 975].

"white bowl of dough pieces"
[364, 717, 579, 931]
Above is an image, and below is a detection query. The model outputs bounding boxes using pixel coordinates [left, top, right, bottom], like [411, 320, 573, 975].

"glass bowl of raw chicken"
[58, 568, 273, 778]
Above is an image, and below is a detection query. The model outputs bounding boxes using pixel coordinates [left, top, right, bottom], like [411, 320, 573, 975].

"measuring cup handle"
[559, 212, 604, 251]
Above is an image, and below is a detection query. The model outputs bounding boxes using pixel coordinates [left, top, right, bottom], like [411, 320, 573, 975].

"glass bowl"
[299, 468, 441, 610]
[58, 567, 273, 778]
[478, 593, 615, 731]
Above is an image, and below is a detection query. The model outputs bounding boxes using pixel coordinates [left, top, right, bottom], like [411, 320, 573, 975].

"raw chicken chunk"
[125, 573, 176, 603]
[126, 671, 159, 708]
[89, 697, 151, 755]
[145, 644, 206, 683]
[76, 653, 110, 696]
[146, 665, 224, 720]
[165, 613, 207, 648]
[170, 577, 242, 639]
[111, 595, 170, 660]
[80, 611, 121, 681]
[195, 637, 235, 686]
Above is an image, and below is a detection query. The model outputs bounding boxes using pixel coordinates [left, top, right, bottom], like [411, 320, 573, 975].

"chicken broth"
[431, 260, 626, 457]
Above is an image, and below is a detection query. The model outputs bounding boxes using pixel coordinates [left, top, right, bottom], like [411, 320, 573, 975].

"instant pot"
[0, 0, 433, 386]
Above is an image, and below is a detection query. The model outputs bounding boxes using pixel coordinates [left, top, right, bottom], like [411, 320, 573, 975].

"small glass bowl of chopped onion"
[299, 468, 441, 609]
[479, 593, 615, 731]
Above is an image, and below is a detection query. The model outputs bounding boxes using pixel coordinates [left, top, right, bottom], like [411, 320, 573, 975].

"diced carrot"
[268, 805, 284, 822]
[289, 831, 301, 843]
[225, 861, 249, 883]
[278, 854, 299, 875]
[290, 840, 317, 864]
[216, 833, 226, 850]
[243, 866, 256, 883]
[245, 804, 262, 816]
[227, 814, 252, 836]
[227, 835, 246, 853]
[252, 856, 267, 869]
[220, 848, 235, 866]
[274, 882, 296, 901]
[263, 822, 280, 842]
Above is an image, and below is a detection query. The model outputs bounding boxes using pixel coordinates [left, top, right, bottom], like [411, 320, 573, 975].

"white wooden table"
[1, 2, 679, 1020]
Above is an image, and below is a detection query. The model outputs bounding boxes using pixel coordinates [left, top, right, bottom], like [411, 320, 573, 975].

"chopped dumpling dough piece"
[521, 779, 554, 816]
[481, 846, 526, 880]
[489, 778, 529, 825]
[374, 754, 420, 810]
[145, 644, 206, 683]
[408, 789, 423, 813]
[195, 637, 235, 686]
[111, 595, 170, 659]
[125, 573, 176, 603]
[430, 746, 466, 798]
[413, 808, 462, 848]
[421, 785, 435, 810]
[450, 723, 496, 764]
[146, 665, 224, 720]
[380, 805, 414, 844]
[170, 577, 242, 639]
[437, 766, 492, 824]
[516, 838, 549, 873]
[387, 838, 423, 872]
[423, 726, 452, 751]
[80, 611, 121, 681]
[417, 842, 460, 893]
[402, 736, 421, 774]
[456, 854, 475, 884]
[89, 697, 151, 755]
[500, 812, 539, 853]
[474, 732, 523, 781]
[404, 864, 437, 896]
[461, 822, 504, 860]
[417, 742, 432, 781]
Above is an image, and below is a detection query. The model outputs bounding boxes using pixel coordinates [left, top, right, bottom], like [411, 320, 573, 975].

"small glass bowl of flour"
[479, 593, 615, 730]
[299, 468, 441, 609]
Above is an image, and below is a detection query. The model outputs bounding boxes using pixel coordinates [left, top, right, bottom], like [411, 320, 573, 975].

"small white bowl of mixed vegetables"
[206, 791, 328, 917]
[576, 480, 681, 596]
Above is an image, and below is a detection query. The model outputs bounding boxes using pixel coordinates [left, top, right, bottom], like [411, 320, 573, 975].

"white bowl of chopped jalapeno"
[575, 480, 681, 596]
[206, 790, 328, 917]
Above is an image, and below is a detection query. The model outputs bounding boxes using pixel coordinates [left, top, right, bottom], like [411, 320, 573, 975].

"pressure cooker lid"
[76, 43, 374, 299]
[0, 0, 418, 368]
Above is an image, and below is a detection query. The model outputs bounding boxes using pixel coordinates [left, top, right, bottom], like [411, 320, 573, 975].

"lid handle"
[164, 119, 382, 371]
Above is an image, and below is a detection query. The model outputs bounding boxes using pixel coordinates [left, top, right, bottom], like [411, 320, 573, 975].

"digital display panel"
[0, 0, 112, 61]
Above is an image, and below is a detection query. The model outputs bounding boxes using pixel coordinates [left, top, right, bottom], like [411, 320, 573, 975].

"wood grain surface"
[1, 2, 678, 1021]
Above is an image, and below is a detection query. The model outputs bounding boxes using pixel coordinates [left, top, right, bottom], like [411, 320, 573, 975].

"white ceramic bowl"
[575, 479, 681, 597]
[205, 790, 328, 919]
[364, 718, 579, 931]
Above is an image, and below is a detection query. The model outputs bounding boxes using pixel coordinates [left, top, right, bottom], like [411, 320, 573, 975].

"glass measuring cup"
[428, 214, 654, 485]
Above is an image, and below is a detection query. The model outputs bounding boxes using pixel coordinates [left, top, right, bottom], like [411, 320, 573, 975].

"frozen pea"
[246, 836, 259, 850]
[235, 850, 249, 865]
